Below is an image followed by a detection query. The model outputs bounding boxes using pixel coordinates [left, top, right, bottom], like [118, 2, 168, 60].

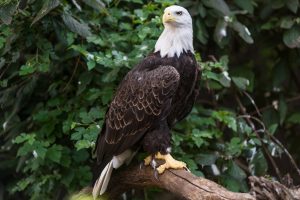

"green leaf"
[221, 176, 241, 192]
[181, 157, 200, 174]
[196, 153, 218, 166]
[222, 161, 249, 192]
[250, 138, 262, 146]
[71, 128, 84, 141]
[237, 120, 252, 134]
[202, 0, 231, 16]
[287, 113, 300, 124]
[191, 129, 204, 148]
[0, 3, 17, 25]
[205, 71, 231, 87]
[34, 144, 47, 159]
[227, 137, 242, 156]
[31, 0, 60, 25]
[75, 140, 91, 150]
[272, 62, 289, 87]
[228, 161, 247, 180]
[232, 77, 249, 90]
[214, 19, 227, 43]
[231, 21, 254, 44]
[60, 150, 71, 167]
[89, 107, 104, 120]
[87, 35, 105, 46]
[192, 129, 213, 148]
[280, 16, 295, 29]
[272, 0, 285, 9]
[62, 13, 92, 38]
[77, 71, 93, 94]
[219, 72, 231, 87]
[82, 0, 105, 11]
[72, 150, 89, 163]
[195, 19, 209, 44]
[213, 111, 237, 131]
[47, 145, 62, 163]
[279, 98, 287, 125]
[19, 63, 36, 76]
[268, 124, 278, 134]
[14, 133, 36, 145]
[17, 143, 33, 157]
[13, 176, 34, 192]
[0, 36, 6, 49]
[283, 26, 300, 48]
[172, 133, 184, 146]
[71, 122, 77, 130]
[87, 60, 96, 70]
[79, 111, 94, 124]
[251, 150, 268, 176]
[286, 0, 299, 13]
[234, 0, 254, 14]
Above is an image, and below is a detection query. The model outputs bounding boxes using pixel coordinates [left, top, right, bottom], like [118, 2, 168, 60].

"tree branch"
[79, 164, 300, 200]
[106, 164, 255, 200]
[249, 176, 300, 200]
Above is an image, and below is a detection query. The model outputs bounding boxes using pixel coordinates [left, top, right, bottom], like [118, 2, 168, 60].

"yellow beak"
[163, 12, 175, 23]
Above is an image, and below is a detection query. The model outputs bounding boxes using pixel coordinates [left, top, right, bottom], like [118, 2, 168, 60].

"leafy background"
[1, 0, 300, 199]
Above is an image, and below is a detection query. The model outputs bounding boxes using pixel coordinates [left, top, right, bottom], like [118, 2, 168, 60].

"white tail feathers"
[92, 150, 133, 199]
[92, 160, 113, 198]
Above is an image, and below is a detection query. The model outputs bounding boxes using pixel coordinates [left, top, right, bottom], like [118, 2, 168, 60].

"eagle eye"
[176, 11, 183, 16]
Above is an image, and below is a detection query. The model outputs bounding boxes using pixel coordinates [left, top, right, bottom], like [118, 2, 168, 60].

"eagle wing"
[95, 65, 180, 164]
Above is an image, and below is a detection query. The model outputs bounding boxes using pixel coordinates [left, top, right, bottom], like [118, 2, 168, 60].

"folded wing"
[95, 65, 180, 164]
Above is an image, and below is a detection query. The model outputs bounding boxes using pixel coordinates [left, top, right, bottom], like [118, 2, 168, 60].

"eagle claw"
[144, 152, 188, 175]
[139, 162, 145, 170]
[185, 166, 191, 172]
[154, 169, 160, 180]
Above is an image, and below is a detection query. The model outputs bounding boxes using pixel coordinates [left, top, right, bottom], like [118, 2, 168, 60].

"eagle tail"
[92, 160, 113, 199]
[92, 150, 133, 199]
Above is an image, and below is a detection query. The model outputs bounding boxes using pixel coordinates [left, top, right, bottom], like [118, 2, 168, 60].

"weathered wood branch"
[249, 176, 300, 200]
[106, 164, 255, 200]
[80, 164, 300, 200]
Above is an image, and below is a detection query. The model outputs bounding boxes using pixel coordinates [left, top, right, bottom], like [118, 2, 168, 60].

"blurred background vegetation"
[1, 0, 300, 199]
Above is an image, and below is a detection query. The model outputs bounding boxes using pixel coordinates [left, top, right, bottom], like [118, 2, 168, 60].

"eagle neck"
[154, 25, 194, 58]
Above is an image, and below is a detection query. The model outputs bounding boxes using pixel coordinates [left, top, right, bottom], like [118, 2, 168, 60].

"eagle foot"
[144, 155, 160, 179]
[143, 152, 187, 174]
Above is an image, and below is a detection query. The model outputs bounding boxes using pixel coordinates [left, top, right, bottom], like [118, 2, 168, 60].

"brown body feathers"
[93, 51, 200, 182]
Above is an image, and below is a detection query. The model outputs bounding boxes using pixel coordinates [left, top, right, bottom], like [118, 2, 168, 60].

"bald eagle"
[93, 5, 200, 198]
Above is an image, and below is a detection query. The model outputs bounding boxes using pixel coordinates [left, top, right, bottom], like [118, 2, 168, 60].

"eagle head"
[162, 5, 192, 28]
[155, 5, 194, 58]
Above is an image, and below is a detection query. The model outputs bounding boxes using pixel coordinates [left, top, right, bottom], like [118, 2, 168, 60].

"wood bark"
[80, 164, 300, 200]
[106, 164, 255, 200]
[249, 176, 300, 200]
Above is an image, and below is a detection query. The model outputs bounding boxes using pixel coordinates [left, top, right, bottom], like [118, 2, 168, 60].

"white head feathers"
[155, 5, 194, 58]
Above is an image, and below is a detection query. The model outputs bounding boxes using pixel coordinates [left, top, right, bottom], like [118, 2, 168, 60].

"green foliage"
[70, 192, 108, 200]
[1, 0, 300, 199]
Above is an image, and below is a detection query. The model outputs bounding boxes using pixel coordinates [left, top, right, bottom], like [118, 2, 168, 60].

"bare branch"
[106, 165, 255, 200]
[249, 176, 300, 200]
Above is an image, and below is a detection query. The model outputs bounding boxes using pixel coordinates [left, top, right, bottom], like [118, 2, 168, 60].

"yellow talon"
[144, 152, 187, 174]
[144, 155, 152, 165]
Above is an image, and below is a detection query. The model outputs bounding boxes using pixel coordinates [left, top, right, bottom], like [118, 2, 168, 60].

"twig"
[239, 96, 300, 180]
[235, 94, 282, 182]
[242, 91, 262, 117]
[239, 92, 300, 179]
[267, 132, 300, 178]
[62, 56, 80, 92]
[250, 95, 300, 116]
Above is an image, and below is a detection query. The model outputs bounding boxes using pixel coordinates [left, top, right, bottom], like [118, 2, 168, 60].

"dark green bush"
[1, 0, 300, 199]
